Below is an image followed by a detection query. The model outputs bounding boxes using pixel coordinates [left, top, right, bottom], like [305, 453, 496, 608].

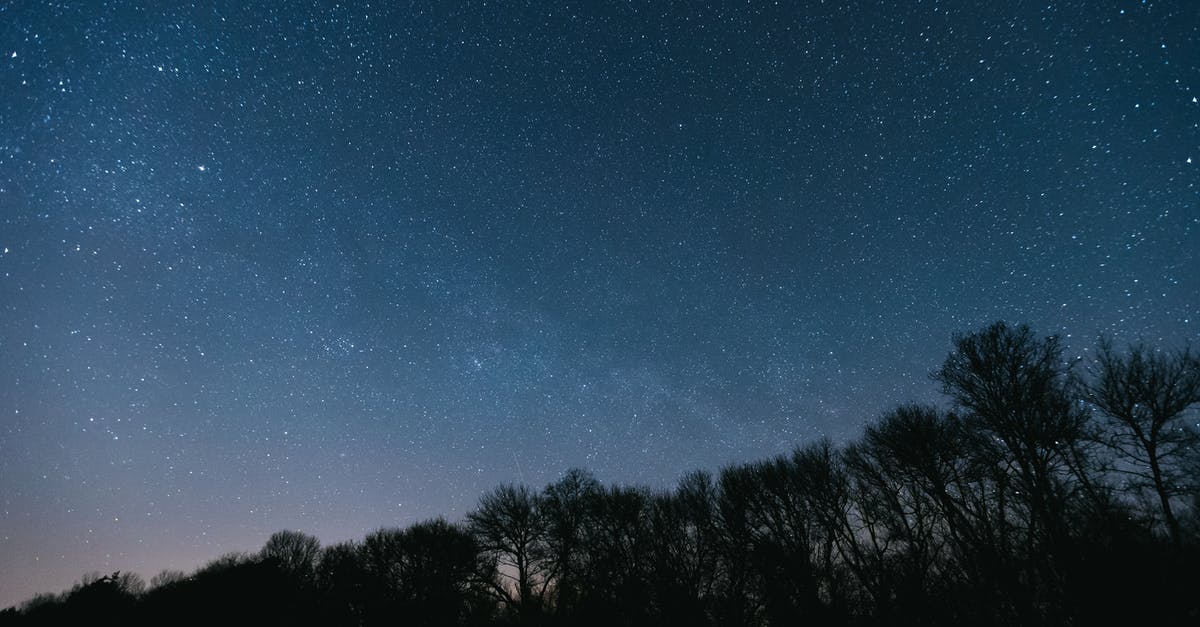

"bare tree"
[715, 463, 766, 627]
[466, 483, 548, 618]
[847, 404, 1015, 624]
[934, 321, 1088, 550]
[315, 541, 366, 623]
[149, 570, 188, 590]
[540, 468, 601, 616]
[648, 470, 720, 624]
[260, 530, 321, 582]
[395, 519, 490, 625]
[844, 406, 952, 620]
[1079, 339, 1200, 545]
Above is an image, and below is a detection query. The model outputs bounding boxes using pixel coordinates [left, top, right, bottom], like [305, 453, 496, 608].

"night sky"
[1, 0, 1197, 608]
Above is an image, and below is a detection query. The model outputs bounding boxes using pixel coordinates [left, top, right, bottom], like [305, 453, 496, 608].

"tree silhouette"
[60, 572, 141, 625]
[715, 463, 765, 627]
[149, 569, 188, 590]
[933, 322, 1100, 624]
[574, 485, 655, 626]
[846, 404, 1006, 624]
[384, 519, 492, 626]
[647, 471, 720, 626]
[844, 407, 952, 622]
[1079, 339, 1200, 546]
[935, 323, 1088, 551]
[467, 483, 548, 620]
[5, 322, 1200, 627]
[539, 468, 602, 618]
[315, 540, 368, 625]
[261, 530, 322, 583]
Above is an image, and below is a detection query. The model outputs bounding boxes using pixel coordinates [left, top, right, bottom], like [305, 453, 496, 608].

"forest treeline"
[3, 322, 1199, 626]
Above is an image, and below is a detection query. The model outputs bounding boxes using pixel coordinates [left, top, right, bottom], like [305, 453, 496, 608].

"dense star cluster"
[0, 0, 1196, 609]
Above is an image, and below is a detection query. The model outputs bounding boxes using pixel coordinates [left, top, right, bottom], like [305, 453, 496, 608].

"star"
[0, 0, 1195, 612]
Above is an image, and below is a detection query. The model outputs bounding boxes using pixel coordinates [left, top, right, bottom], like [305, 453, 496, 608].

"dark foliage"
[3, 323, 1198, 626]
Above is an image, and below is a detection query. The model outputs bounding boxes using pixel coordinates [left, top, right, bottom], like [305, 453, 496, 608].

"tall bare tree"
[540, 468, 601, 616]
[467, 483, 547, 619]
[934, 322, 1088, 551]
[1079, 339, 1200, 545]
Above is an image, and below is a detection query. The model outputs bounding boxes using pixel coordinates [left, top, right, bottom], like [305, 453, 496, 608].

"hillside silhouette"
[3, 322, 1198, 626]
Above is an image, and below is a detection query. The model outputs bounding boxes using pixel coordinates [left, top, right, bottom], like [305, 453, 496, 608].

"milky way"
[1, 1, 1196, 607]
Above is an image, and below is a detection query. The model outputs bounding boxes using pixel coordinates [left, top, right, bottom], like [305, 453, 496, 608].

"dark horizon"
[2, 0, 1197, 611]
[4, 321, 1200, 626]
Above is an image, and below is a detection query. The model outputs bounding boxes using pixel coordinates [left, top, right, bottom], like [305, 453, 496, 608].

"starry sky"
[1, 0, 1197, 608]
